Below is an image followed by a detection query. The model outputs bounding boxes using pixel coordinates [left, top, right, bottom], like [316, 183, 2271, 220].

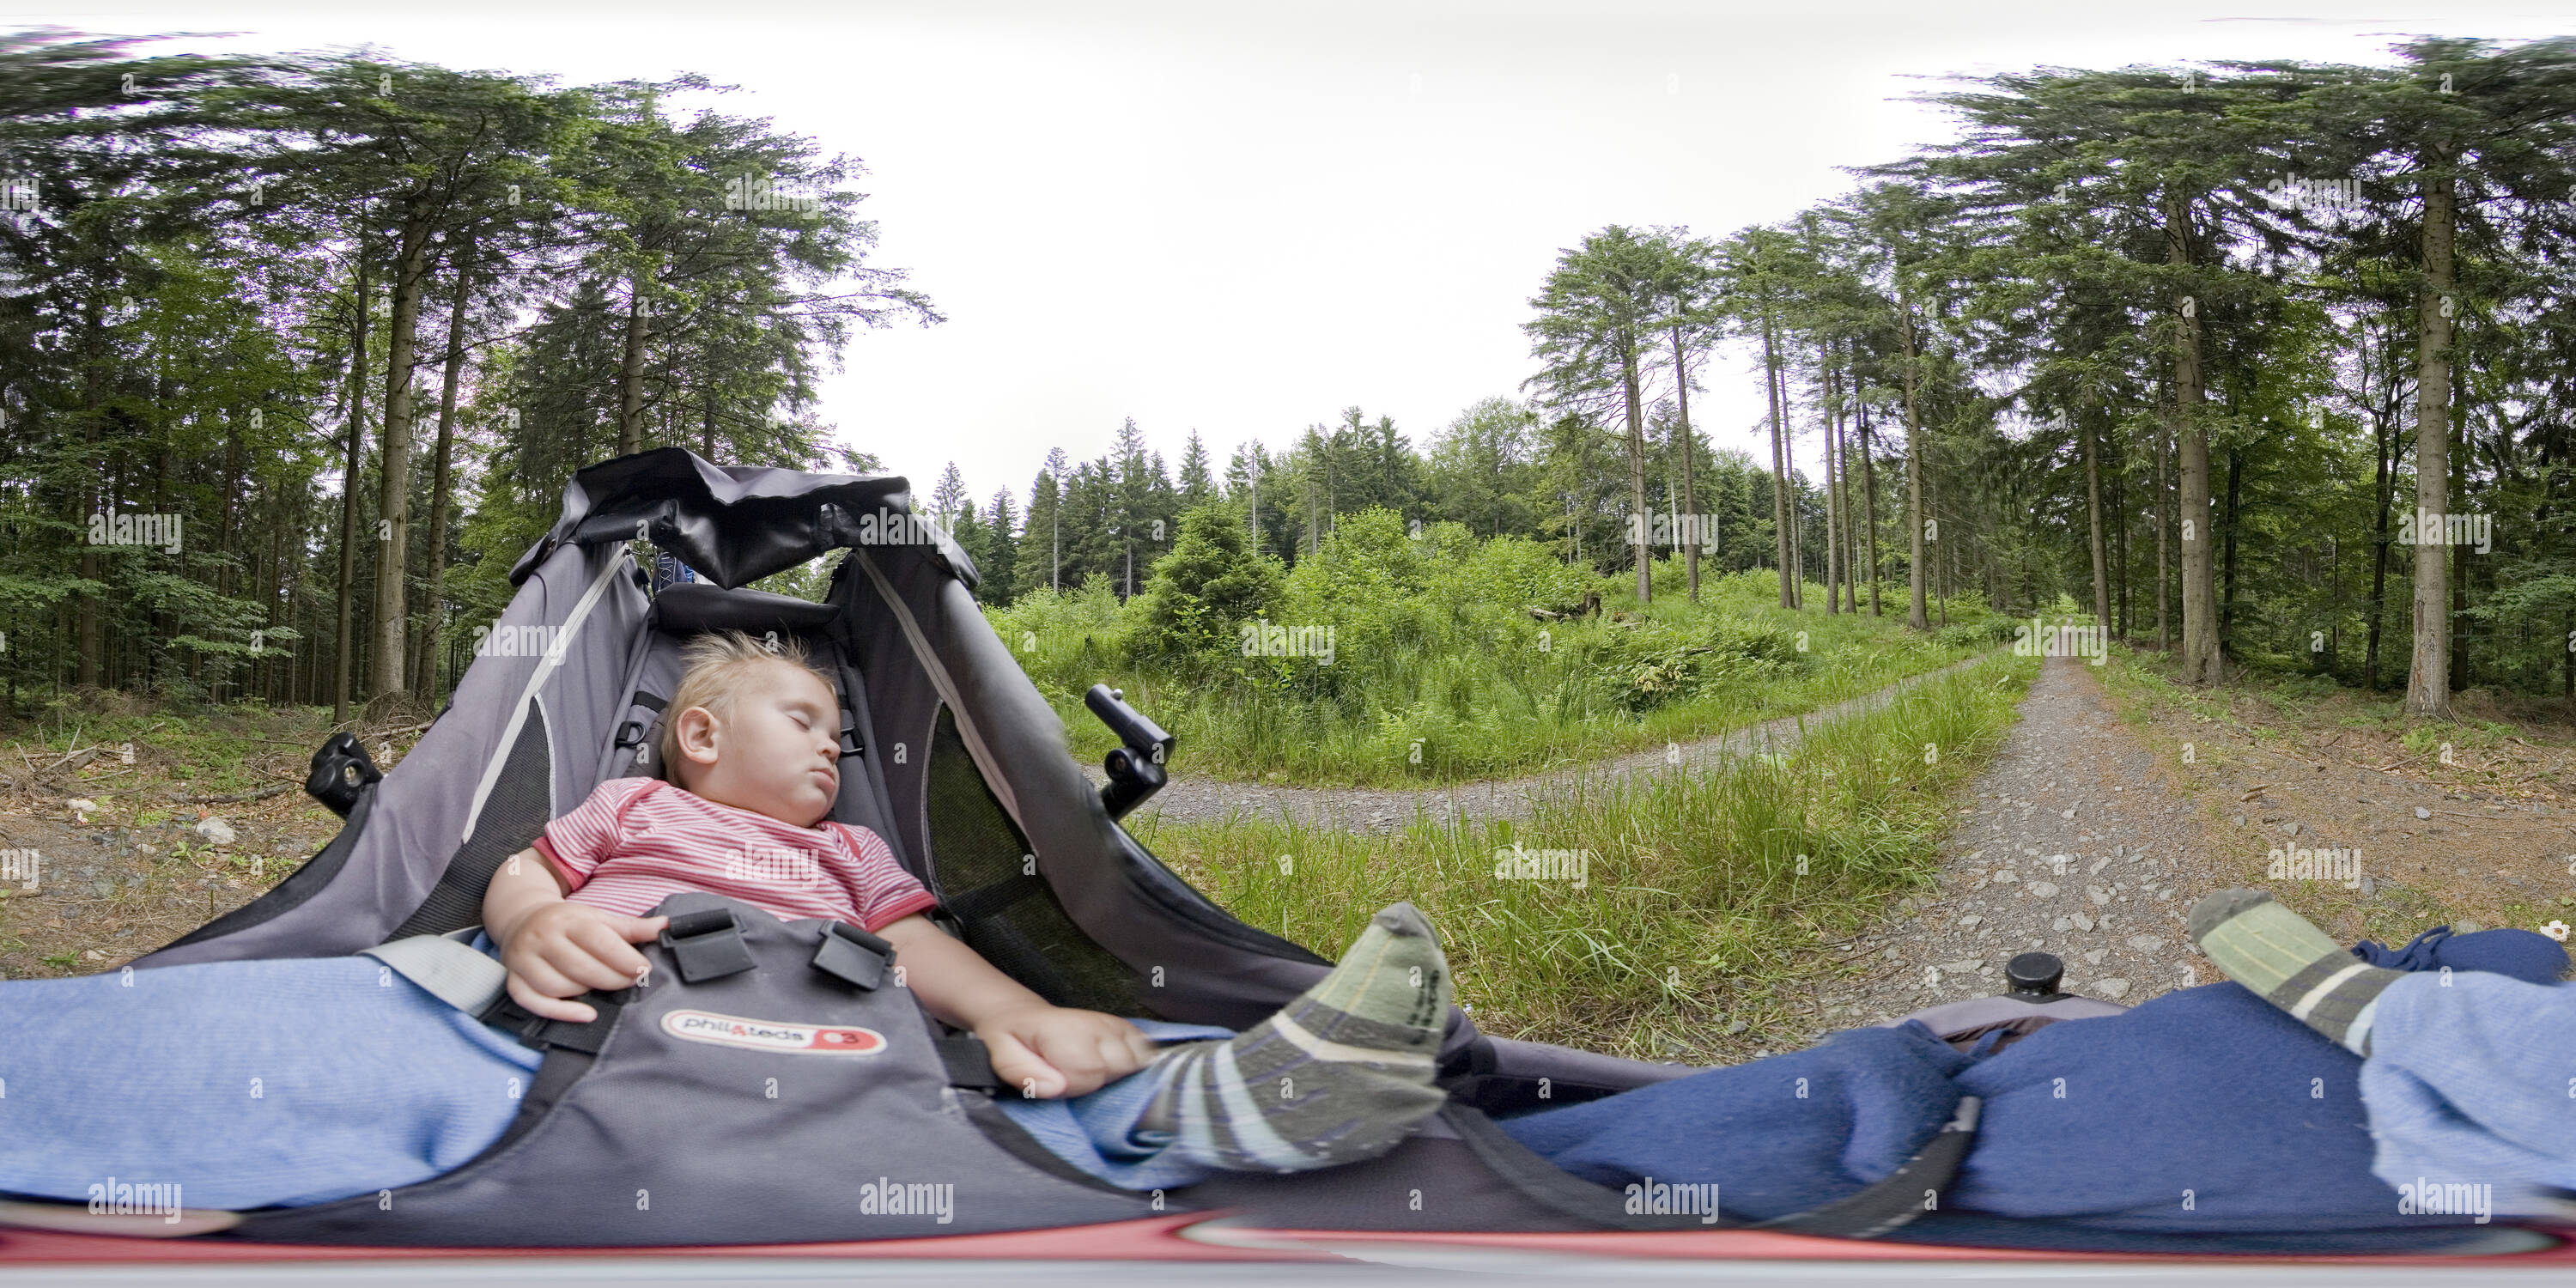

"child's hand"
[975, 1005, 1158, 1099]
[499, 902, 668, 1024]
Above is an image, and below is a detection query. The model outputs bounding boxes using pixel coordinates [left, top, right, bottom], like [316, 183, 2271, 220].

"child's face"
[671, 659, 842, 828]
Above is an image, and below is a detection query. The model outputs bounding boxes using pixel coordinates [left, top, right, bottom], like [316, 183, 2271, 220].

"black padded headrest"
[650, 583, 839, 636]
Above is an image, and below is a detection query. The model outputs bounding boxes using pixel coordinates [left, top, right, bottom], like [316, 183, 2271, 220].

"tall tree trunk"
[2221, 448, 2242, 655]
[617, 265, 651, 456]
[1899, 295, 1929, 631]
[2111, 428, 2129, 638]
[74, 307, 102, 688]
[2156, 420, 2171, 653]
[1783, 361, 1801, 605]
[1820, 338, 1842, 615]
[1836, 389, 1857, 611]
[2405, 149, 2456, 718]
[1760, 301, 1795, 608]
[2169, 191, 2221, 685]
[371, 217, 433, 703]
[2366, 398, 2392, 689]
[1843, 349, 1864, 615]
[1623, 337, 1650, 605]
[1669, 325, 1701, 602]
[2448, 361, 2470, 694]
[336, 242, 370, 724]
[2084, 410, 2111, 634]
[1860, 408, 1881, 616]
[412, 246, 474, 699]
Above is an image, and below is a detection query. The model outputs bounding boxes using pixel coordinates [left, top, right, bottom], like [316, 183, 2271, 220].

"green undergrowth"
[1133, 650, 2040, 1061]
[999, 562, 1987, 788]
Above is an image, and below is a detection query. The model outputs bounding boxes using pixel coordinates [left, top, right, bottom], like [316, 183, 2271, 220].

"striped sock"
[1137, 902, 1452, 1173]
[2188, 889, 2401, 1056]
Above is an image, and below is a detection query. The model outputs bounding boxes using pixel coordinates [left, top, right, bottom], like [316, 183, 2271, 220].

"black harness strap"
[935, 1036, 1008, 1092]
[481, 989, 630, 1055]
[1753, 1095, 1984, 1239]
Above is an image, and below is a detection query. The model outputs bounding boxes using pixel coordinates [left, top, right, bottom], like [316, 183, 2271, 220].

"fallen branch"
[180, 783, 293, 806]
[2372, 750, 2436, 773]
[2239, 784, 2269, 801]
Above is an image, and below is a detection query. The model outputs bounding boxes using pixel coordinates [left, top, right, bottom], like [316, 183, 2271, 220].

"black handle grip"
[1086, 684, 1174, 821]
[305, 732, 382, 817]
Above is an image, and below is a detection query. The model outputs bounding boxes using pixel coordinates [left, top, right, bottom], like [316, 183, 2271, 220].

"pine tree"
[1177, 431, 1214, 507]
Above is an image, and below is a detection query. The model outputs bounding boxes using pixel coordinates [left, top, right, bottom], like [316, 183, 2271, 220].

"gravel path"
[1089, 654, 1992, 834]
[1801, 654, 2228, 1035]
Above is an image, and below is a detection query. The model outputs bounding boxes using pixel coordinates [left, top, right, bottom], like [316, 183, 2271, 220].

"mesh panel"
[925, 708, 1140, 1014]
[392, 699, 556, 939]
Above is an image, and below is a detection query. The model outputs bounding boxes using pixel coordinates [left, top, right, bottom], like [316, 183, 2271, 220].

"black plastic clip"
[304, 732, 383, 817]
[659, 908, 757, 983]
[811, 920, 895, 991]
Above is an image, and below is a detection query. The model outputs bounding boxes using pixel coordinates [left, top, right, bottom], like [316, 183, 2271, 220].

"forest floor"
[0, 701, 385, 981]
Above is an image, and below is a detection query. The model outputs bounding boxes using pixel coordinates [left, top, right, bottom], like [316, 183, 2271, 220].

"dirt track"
[1795, 656, 2229, 1043]
[1086, 654, 1993, 834]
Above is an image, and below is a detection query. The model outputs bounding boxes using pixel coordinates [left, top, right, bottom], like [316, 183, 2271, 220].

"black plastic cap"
[2005, 951, 2064, 998]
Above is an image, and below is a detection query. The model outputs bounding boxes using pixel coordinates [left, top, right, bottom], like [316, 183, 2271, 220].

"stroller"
[2, 448, 2567, 1271]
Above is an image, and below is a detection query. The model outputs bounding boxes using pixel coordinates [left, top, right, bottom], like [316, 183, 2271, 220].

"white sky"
[18, 0, 2570, 507]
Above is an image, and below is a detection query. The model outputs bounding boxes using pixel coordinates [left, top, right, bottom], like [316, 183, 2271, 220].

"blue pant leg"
[0, 957, 540, 1210]
[2360, 970, 2576, 1210]
[1494, 1023, 1973, 1222]
[991, 1019, 1235, 1190]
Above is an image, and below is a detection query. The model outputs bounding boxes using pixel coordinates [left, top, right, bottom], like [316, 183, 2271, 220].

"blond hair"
[658, 629, 838, 782]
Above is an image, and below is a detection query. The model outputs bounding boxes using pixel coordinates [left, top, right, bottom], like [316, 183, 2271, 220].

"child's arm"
[878, 914, 1157, 1098]
[482, 847, 667, 1024]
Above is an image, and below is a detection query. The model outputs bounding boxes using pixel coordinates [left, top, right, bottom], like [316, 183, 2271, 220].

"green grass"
[1133, 650, 2040, 1060]
[999, 567, 1989, 788]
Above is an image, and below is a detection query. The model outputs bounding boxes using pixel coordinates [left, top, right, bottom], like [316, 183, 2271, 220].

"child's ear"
[673, 706, 723, 767]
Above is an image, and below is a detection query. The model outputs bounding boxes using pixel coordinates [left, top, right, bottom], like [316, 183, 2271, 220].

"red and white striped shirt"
[533, 776, 937, 933]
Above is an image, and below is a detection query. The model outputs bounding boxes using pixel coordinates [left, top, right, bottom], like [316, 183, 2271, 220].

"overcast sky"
[20, 0, 2569, 507]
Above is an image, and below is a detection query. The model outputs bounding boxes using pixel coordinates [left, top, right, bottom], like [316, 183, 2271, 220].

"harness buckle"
[812, 920, 893, 991]
[659, 907, 757, 982]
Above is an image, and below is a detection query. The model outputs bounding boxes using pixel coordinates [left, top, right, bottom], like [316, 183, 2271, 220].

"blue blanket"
[0, 956, 541, 1210]
[1498, 927, 2571, 1240]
